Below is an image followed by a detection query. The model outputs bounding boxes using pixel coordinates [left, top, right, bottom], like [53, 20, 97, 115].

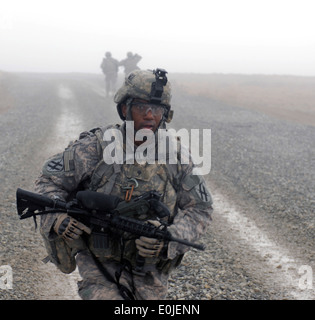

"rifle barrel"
[168, 235, 205, 251]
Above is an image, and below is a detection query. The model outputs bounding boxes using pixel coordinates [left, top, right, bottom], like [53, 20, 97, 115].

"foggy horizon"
[1, 0, 314, 77]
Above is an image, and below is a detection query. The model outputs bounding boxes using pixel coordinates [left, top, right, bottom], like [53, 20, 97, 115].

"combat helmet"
[114, 68, 173, 124]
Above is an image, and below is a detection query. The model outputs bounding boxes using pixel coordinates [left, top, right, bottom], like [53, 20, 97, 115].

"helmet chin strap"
[125, 98, 134, 121]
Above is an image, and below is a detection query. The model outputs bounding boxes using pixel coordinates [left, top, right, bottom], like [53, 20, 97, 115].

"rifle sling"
[86, 247, 136, 300]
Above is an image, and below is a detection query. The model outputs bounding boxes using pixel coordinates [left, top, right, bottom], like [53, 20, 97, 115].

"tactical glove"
[53, 213, 91, 241]
[135, 220, 165, 258]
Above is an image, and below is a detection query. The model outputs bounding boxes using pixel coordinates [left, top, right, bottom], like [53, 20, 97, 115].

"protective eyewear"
[131, 103, 166, 117]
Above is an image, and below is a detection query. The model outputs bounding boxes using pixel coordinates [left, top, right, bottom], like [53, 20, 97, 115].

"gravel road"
[0, 72, 314, 300]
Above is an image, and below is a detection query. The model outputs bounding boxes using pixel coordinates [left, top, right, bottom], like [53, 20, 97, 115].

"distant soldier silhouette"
[119, 52, 142, 75]
[100, 52, 119, 97]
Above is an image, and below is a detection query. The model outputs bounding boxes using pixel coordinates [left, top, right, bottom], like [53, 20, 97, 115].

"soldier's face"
[121, 99, 163, 145]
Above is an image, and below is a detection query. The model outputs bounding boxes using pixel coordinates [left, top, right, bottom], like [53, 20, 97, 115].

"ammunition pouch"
[41, 233, 76, 274]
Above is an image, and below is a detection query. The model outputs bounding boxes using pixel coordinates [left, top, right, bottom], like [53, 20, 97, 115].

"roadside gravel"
[168, 89, 315, 299]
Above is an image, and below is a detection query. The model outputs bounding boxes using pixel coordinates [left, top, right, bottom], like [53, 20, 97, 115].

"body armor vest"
[85, 125, 181, 268]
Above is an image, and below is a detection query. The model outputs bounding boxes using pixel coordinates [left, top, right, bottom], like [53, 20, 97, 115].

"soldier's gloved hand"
[135, 220, 165, 258]
[53, 213, 91, 241]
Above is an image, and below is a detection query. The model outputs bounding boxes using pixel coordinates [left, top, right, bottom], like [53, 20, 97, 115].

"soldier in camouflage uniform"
[100, 52, 119, 97]
[35, 68, 213, 300]
[119, 52, 142, 75]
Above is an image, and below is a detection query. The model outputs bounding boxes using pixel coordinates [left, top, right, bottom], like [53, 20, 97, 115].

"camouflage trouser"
[104, 73, 117, 95]
[75, 250, 169, 300]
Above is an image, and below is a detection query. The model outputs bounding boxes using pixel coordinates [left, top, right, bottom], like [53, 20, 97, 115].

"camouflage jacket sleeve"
[167, 162, 213, 260]
[34, 133, 101, 238]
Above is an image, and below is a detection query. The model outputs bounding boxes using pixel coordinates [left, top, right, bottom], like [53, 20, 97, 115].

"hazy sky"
[1, 0, 314, 75]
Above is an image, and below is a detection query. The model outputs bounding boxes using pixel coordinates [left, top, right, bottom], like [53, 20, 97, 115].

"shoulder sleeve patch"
[195, 181, 212, 203]
[43, 149, 76, 176]
[182, 174, 213, 204]
[45, 156, 64, 173]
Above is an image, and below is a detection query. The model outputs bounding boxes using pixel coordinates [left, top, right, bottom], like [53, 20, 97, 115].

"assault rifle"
[16, 188, 205, 251]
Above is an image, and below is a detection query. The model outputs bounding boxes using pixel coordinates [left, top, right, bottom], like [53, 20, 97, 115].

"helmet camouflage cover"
[114, 69, 173, 122]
